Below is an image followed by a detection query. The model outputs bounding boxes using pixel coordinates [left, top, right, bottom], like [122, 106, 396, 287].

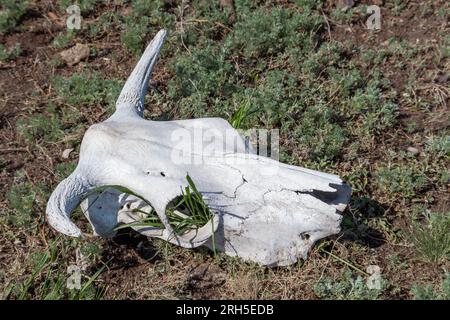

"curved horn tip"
[45, 174, 88, 237]
[46, 213, 82, 237]
[155, 29, 168, 39]
[46, 203, 82, 237]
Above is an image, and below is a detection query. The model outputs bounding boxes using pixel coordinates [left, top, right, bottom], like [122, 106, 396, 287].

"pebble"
[62, 148, 74, 159]
[407, 146, 419, 155]
[59, 43, 90, 66]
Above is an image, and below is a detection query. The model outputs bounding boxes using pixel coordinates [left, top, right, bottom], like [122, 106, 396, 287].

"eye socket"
[301, 233, 310, 240]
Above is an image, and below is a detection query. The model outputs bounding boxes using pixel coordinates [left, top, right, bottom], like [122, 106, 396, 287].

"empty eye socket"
[301, 233, 310, 240]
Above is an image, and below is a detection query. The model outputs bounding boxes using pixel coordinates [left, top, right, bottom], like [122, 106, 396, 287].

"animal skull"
[46, 30, 351, 266]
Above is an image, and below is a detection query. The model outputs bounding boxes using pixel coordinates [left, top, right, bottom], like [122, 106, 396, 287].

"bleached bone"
[46, 30, 351, 266]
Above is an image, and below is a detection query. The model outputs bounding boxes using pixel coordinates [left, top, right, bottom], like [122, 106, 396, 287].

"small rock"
[372, 0, 384, 6]
[59, 43, 90, 66]
[436, 73, 449, 84]
[47, 12, 63, 26]
[62, 148, 74, 159]
[407, 147, 419, 155]
[336, 0, 354, 11]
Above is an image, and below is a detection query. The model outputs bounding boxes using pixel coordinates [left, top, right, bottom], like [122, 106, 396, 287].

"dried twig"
[321, 9, 333, 41]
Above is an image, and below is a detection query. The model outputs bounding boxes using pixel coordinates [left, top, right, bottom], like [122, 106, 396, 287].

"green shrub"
[53, 72, 122, 110]
[425, 134, 450, 159]
[58, 0, 97, 14]
[16, 105, 64, 144]
[412, 273, 450, 300]
[376, 163, 428, 199]
[5, 182, 37, 227]
[314, 269, 386, 300]
[121, 0, 175, 55]
[168, 43, 236, 118]
[0, 0, 28, 34]
[52, 31, 75, 49]
[410, 210, 450, 264]
[293, 106, 346, 161]
[0, 42, 21, 61]
[55, 162, 77, 180]
[229, 6, 322, 59]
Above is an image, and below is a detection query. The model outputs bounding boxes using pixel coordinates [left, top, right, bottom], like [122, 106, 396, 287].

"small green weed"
[314, 269, 387, 300]
[412, 273, 450, 300]
[58, 0, 97, 14]
[52, 31, 75, 49]
[230, 97, 255, 129]
[376, 162, 428, 199]
[425, 134, 450, 159]
[409, 210, 450, 264]
[0, 0, 28, 34]
[53, 72, 123, 111]
[5, 182, 37, 227]
[0, 42, 21, 61]
[4, 173, 51, 230]
[121, 0, 175, 55]
[16, 105, 65, 144]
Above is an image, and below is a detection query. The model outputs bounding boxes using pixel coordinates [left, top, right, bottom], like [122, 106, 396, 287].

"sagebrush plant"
[58, 0, 97, 14]
[0, 0, 27, 34]
[4, 172, 50, 230]
[16, 103, 85, 150]
[411, 273, 450, 300]
[121, 0, 175, 55]
[330, 4, 360, 23]
[0, 43, 21, 61]
[375, 161, 428, 199]
[162, 0, 400, 166]
[52, 31, 75, 49]
[5, 182, 37, 227]
[314, 269, 387, 300]
[88, 11, 120, 38]
[229, 6, 323, 59]
[121, 15, 151, 56]
[16, 104, 65, 144]
[425, 134, 450, 159]
[53, 72, 123, 112]
[55, 162, 77, 180]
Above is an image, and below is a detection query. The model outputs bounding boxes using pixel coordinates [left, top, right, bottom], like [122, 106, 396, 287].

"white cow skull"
[46, 30, 351, 266]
